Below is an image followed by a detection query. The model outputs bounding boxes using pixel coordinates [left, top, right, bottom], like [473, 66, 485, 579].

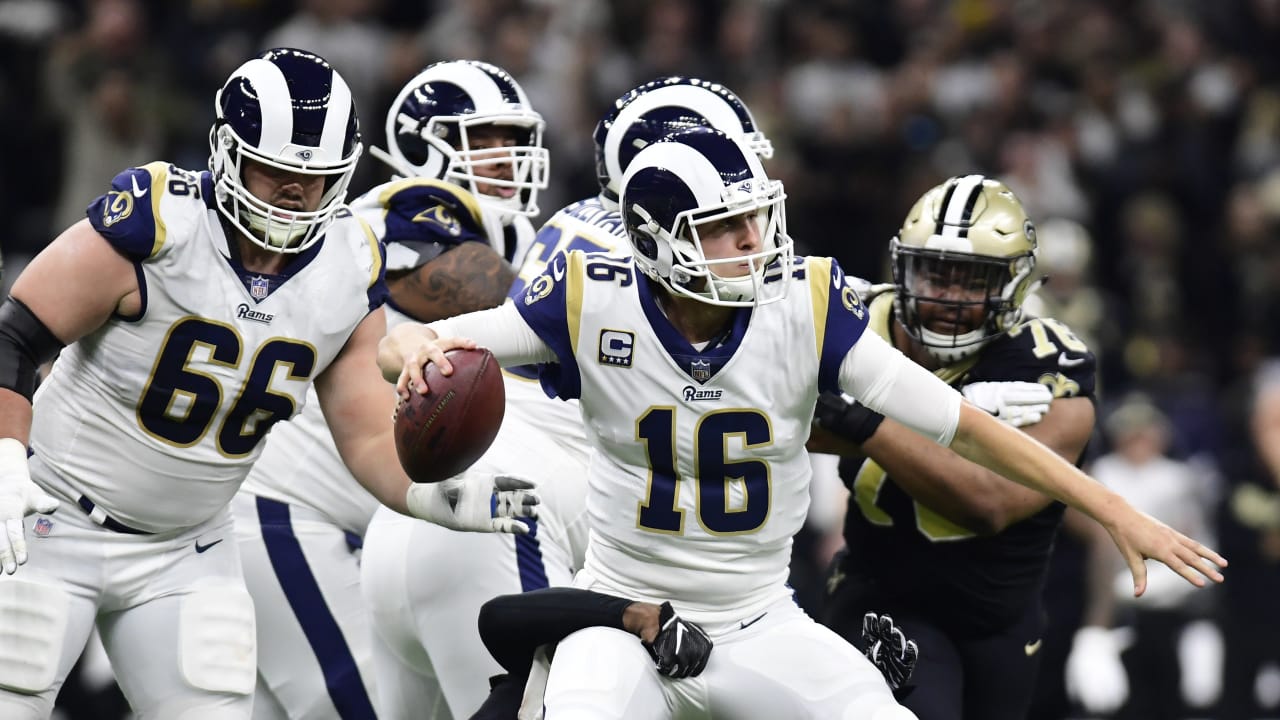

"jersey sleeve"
[377, 179, 492, 272]
[512, 249, 584, 398]
[354, 214, 389, 312]
[86, 162, 174, 261]
[966, 317, 1097, 399]
[809, 257, 870, 394]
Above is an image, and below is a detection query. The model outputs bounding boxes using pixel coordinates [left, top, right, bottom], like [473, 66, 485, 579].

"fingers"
[491, 518, 531, 536]
[493, 474, 538, 491]
[3, 517, 23, 574]
[1126, 550, 1148, 597]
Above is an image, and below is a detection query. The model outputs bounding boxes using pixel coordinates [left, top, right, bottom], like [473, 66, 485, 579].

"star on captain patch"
[249, 275, 270, 301]
[690, 359, 712, 383]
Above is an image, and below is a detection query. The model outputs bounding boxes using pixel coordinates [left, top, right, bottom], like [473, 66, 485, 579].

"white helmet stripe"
[237, 58, 293, 155]
[626, 142, 728, 207]
[930, 174, 985, 252]
[435, 62, 508, 110]
[606, 85, 745, 189]
[319, 70, 353, 159]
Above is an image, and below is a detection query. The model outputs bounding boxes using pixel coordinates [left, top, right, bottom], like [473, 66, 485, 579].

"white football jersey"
[515, 250, 869, 622]
[31, 161, 385, 533]
[502, 196, 628, 461]
[241, 178, 497, 534]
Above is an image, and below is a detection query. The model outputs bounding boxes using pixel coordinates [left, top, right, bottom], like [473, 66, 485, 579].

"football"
[394, 348, 505, 483]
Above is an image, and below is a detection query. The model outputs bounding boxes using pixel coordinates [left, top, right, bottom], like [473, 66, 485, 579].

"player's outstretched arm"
[839, 331, 1226, 595]
[949, 403, 1227, 595]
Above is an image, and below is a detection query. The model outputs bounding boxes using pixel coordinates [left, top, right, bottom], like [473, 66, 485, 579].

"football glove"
[961, 381, 1054, 428]
[0, 437, 59, 575]
[862, 612, 918, 694]
[406, 471, 539, 535]
[643, 602, 713, 679]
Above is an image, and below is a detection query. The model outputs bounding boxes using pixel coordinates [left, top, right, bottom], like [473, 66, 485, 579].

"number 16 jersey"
[515, 250, 868, 623]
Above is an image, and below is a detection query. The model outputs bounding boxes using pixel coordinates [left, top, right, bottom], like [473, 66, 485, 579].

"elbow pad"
[0, 296, 64, 401]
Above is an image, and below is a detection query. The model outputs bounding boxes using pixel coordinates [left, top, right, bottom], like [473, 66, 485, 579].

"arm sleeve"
[477, 588, 635, 676]
[426, 301, 557, 367]
[838, 330, 962, 446]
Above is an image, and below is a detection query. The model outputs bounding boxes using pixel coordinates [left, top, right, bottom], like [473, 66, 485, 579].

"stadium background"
[1, 0, 1278, 718]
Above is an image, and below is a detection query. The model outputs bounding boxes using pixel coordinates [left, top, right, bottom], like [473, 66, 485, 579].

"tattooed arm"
[386, 242, 516, 322]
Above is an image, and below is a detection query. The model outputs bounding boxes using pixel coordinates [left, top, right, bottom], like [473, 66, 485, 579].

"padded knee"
[178, 585, 256, 695]
[0, 579, 70, 694]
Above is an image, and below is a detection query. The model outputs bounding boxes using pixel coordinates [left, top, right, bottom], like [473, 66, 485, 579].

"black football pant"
[822, 568, 1046, 720]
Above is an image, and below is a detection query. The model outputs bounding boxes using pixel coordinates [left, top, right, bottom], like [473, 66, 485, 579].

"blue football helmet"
[210, 48, 362, 253]
[374, 60, 549, 218]
[622, 127, 791, 307]
[594, 77, 772, 208]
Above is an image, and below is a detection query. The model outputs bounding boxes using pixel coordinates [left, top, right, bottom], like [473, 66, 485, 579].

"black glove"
[814, 393, 885, 445]
[862, 612, 918, 696]
[643, 602, 713, 679]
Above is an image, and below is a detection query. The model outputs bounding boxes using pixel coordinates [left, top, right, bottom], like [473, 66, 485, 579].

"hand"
[961, 381, 1053, 428]
[1065, 626, 1129, 713]
[376, 323, 476, 397]
[1104, 506, 1226, 596]
[643, 602, 712, 679]
[861, 612, 918, 692]
[406, 471, 540, 534]
[0, 438, 60, 575]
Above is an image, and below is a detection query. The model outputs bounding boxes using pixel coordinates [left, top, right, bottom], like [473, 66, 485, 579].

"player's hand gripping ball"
[395, 348, 505, 483]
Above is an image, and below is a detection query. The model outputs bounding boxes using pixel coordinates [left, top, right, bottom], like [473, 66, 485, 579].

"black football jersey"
[840, 292, 1097, 633]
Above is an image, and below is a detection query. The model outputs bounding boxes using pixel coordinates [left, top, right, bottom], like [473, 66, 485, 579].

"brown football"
[394, 348, 505, 483]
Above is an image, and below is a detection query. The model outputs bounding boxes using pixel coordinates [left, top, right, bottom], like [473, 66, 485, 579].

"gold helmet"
[890, 175, 1040, 363]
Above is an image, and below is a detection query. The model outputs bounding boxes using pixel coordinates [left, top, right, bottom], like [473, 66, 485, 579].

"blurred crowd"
[3, 0, 1280, 718]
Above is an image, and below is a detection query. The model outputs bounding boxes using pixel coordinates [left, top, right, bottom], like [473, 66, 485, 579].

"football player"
[358, 76, 776, 718]
[0, 49, 537, 719]
[230, 59, 548, 720]
[380, 128, 1225, 719]
[813, 175, 1096, 720]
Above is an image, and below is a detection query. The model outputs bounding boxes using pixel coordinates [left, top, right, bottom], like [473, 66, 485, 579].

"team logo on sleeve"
[524, 275, 554, 306]
[101, 191, 135, 227]
[413, 205, 462, 237]
[841, 285, 865, 319]
[599, 329, 634, 367]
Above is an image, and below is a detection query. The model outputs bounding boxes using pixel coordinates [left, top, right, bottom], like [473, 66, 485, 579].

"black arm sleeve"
[478, 587, 634, 676]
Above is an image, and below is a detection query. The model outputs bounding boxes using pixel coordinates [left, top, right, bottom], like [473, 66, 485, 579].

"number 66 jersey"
[29, 162, 386, 533]
[515, 250, 868, 624]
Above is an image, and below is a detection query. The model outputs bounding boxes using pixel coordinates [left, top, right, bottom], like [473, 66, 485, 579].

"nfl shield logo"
[33, 517, 53, 537]
[690, 359, 712, 383]
[249, 276, 270, 301]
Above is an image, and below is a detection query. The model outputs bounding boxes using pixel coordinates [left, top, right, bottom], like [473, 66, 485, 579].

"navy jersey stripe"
[514, 520, 549, 592]
[255, 497, 378, 720]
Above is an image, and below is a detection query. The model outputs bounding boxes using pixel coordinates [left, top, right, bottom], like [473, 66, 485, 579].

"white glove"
[1065, 626, 1130, 714]
[0, 437, 60, 575]
[961, 381, 1054, 428]
[406, 471, 540, 534]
